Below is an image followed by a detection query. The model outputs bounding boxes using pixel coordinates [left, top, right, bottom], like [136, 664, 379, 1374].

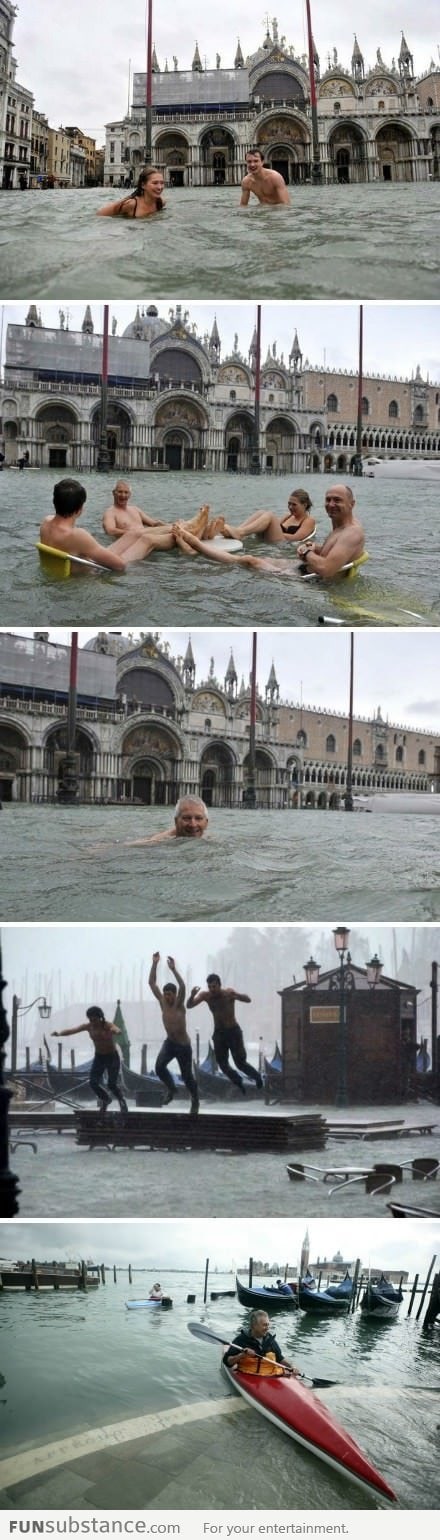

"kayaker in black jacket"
[223, 1309, 300, 1376]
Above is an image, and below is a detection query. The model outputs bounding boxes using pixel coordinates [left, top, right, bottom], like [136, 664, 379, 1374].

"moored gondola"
[236, 1273, 297, 1310]
[360, 1275, 403, 1320]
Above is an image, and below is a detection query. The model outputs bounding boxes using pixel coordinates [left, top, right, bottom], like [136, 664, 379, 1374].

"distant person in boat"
[120, 796, 209, 847]
[296, 485, 365, 578]
[223, 1310, 299, 1375]
[240, 149, 290, 206]
[51, 1007, 128, 1113]
[187, 974, 263, 1094]
[276, 1278, 295, 1295]
[148, 1282, 164, 1300]
[223, 489, 316, 546]
[97, 167, 165, 218]
[148, 952, 199, 1115]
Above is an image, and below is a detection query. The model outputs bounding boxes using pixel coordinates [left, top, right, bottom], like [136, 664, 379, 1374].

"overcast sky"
[8, 628, 440, 732]
[2, 923, 435, 1017]
[12, 0, 440, 142]
[2, 302, 439, 382]
[1, 1217, 438, 1276]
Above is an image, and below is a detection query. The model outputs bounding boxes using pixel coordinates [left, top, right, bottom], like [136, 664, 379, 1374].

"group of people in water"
[40, 477, 366, 581]
[51, 955, 261, 1118]
[97, 151, 290, 219]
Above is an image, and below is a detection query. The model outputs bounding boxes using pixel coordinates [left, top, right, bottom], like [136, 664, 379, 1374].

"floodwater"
[1, 184, 440, 299]
[1, 806, 439, 922]
[11, 1102, 440, 1219]
[1, 469, 439, 628]
[1, 1272, 439, 1507]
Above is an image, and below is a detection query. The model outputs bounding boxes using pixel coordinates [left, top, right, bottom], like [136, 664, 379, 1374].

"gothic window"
[229, 390, 236, 402]
[414, 404, 424, 423]
[396, 746, 404, 763]
[418, 749, 426, 765]
[361, 397, 369, 415]
[296, 729, 307, 747]
[326, 734, 336, 753]
[327, 393, 338, 412]
[388, 400, 399, 419]
[353, 738, 362, 756]
[205, 718, 211, 732]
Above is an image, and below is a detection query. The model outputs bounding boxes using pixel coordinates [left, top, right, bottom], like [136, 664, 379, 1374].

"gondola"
[45, 1059, 184, 1105]
[360, 1275, 403, 1320]
[325, 1271, 354, 1300]
[236, 1273, 297, 1310]
[264, 1042, 283, 1076]
[196, 1043, 264, 1100]
[298, 1284, 350, 1315]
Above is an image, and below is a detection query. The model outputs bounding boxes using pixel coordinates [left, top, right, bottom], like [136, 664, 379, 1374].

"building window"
[229, 390, 236, 402]
[204, 718, 211, 731]
[414, 404, 424, 423]
[327, 393, 338, 412]
[418, 749, 426, 765]
[296, 729, 307, 748]
[353, 738, 362, 756]
[326, 734, 336, 753]
[361, 397, 369, 415]
[396, 746, 404, 763]
[388, 400, 399, 419]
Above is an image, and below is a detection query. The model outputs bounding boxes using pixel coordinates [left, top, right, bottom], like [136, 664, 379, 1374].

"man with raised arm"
[51, 1006, 128, 1113]
[187, 974, 263, 1095]
[148, 952, 199, 1115]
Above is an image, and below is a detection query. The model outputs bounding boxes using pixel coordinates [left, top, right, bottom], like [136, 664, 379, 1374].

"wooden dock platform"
[74, 1109, 328, 1153]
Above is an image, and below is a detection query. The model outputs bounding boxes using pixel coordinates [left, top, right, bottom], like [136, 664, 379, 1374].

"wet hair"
[86, 1006, 105, 1021]
[174, 796, 208, 818]
[289, 488, 312, 512]
[119, 165, 164, 213]
[206, 973, 221, 987]
[163, 983, 177, 995]
[247, 146, 264, 158]
[53, 479, 87, 518]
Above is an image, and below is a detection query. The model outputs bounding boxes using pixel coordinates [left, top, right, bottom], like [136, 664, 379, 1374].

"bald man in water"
[102, 481, 163, 538]
[297, 485, 365, 579]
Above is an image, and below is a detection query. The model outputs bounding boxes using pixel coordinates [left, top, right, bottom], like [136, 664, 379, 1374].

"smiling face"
[325, 485, 354, 525]
[287, 494, 307, 521]
[246, 151, 264, 174]
[113, 482, 131, 507]
[143, 171, 164, 199]
[174, 800, 208, 838]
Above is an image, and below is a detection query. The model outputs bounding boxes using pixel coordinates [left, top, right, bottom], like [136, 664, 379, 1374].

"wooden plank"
[74, 1109, 328, 1154]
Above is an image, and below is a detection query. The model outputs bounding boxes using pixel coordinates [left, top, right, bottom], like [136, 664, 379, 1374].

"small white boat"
[353, 793, 440, 815]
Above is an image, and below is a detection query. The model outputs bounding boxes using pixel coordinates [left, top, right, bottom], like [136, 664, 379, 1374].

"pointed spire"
[235, 38, 244, 69]
[398, 32, 414, 78]
[152, 46, 160, 73]
[289, 329, 302, 371]
[183, 636, 196, 688]
[210, 314, 220, 345]
[25, 304, 41, 328]
[266, 661, 279, 704]
[192, 41, 202, 72]
[351, 34, 364, 81]
[225, 650, 238, 682]
[81, 304, 94, 335]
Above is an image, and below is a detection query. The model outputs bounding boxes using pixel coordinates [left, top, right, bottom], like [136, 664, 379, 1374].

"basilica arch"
[34, 400, 80, 469]
[375, 122, 418, 181]
[0, 720, 30, 801]
[242, 746, 279, 806]
[327, 122, 368, 183]
[155, 130, 190, 187]
[119, 720, 183, 804]
[198, 126, 237, 185]
[90, 400, 133, 469]
[152, 395, 209, 470]
[265, 415, 299, 473]
[43, 723, 96, 798]
[225, 411, 255, 472]
[199, 741, 236, 806]
[255, 111, 310, 181]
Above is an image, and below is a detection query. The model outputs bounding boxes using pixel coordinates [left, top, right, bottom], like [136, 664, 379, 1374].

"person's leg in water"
[229, 1024, 263, 1089]
[213, 1030, 246, 1093]
[155, 1039, 177, 1104]
[110, 505, 213, 565]
[223, 512, 278, 539]
[174, 1042, 199, 1114]
[89, 1053, 112, 1111]
[107, 1050, 128, 1112]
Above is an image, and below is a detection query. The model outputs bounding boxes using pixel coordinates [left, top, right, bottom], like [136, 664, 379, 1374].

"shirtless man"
[86, 796, 209, 854]
[240, 149, 290, 207]
[187, 974, 263, 1094]
[148, 952, 199, 1113]
[41, 480, 218, 570]
[102, 481, 163, 538]
[51, 1006, 128, 1112]
[297, 485, 365, 579]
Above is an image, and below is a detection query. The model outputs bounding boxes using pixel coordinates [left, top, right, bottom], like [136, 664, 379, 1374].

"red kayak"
[222, 1362, 398, 1505]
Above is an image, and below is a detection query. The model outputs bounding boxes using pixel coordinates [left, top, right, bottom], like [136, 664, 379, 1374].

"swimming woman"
[224, 489, 315, 546]
[97, 167, 165, 218]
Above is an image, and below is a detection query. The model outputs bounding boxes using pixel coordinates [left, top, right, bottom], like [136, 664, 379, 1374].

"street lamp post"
[366, 953, 384, 988]
[303, 956, 320, 988]
[333, 925, 351, 1107]
[11, 995, 51, 1074]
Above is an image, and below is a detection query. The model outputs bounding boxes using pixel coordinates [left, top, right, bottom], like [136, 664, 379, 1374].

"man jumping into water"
[51, 1007, 128, 1113]
[187, 975, 263, 1094]
[148, 953, 199, 1114]
[240, 148, 290, 206]
[297, 486, 365, 578]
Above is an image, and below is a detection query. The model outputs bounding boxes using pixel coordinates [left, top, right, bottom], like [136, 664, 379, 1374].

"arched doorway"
[199, 128, 236, 185]
[153, 395, 208, 470]
[265, 415, 297, 473]
[375, 124, 416, 181]
[242, 749, 276, 806]
[91, 402, 132, 469]
[44, 726, 95, 796]
[199, 743, 235, 806]
[328, 123, 367, 183]
[35, 402, 79, 469]
[120, 722, 180, 804]
[0, 722, 29, 801]
[155, 132, 189, 187]
[225, 413, 255, 472]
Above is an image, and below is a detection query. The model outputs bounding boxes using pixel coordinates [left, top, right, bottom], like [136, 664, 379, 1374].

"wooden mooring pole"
[407, 1273, 419, 1316]
[350, 1259, 361, 1311]
[416, 1254, 437, 1322]
[203, 1258, 209, 1303]
[128, 1264, 132, 1284]
[423, 1270, 440, 1329]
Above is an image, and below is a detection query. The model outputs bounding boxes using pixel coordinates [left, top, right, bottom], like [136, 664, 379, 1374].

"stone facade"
[2, 302, 439, 471]
[0, 2, 33, 190]
[1, 632, 439, 807]
[103, 24, 440, 188]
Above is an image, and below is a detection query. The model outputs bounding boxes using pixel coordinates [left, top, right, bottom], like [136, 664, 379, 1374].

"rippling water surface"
[1, 806, 439, 921]
[1, 185, 440, 298]
[1, 1273, 439, 1507]
[1, 469, 439, 627]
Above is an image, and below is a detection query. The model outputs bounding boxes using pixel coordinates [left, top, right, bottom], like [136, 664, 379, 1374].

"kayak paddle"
[187, 1318, 335, 1386]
